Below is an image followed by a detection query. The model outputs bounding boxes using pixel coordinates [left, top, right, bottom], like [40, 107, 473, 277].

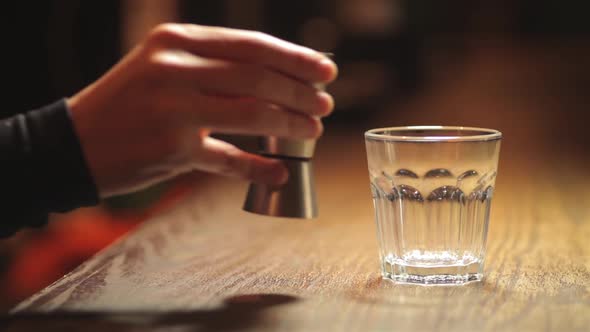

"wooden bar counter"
[3, 131, 590, 331]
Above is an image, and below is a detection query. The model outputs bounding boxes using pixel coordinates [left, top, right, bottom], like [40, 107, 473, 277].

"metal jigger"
[242, 137, 318, 218]
[243, 66, 332, 219]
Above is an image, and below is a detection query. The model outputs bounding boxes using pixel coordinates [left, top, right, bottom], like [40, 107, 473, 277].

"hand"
[68, 24, 337, 197]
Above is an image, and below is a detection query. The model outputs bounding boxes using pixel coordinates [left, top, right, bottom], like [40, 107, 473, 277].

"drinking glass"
[365, 126, 502, 285]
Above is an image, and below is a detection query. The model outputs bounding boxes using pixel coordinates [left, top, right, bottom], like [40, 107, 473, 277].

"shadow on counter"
[1, 293, 298, 332]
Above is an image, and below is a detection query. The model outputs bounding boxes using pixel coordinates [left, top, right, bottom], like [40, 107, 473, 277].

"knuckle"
[249, 101, 272, 125]
[241, 65, 269, 94]
[147, 23, 184, 46]
[242, 31, 269, 48]
[250, 30, 270, 41]
[291, 83, 308, 109]
[144, 50, 172, 75]
[236, 30, 273, 58]
[151, 23, 181, 38]
[234, 99, 268, 127]
[223, 99, 274, 135]
[290, 51, 311, 73]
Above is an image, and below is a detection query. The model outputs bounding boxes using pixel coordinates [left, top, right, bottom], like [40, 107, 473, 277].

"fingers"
[152, 52, 333, 116]
[172, 92, 323, 139]
[197, 59, 333, 116]
[150, 24, 338, 84]
[193, 136, 289, 185]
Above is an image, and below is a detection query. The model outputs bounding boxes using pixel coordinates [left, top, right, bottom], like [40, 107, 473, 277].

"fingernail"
[316, 119, 324, 137]
[304, 117, 323, 138]
[319, 58, 338, 82]
[316, 91, 334, 115]
[319, 57, 334, 66]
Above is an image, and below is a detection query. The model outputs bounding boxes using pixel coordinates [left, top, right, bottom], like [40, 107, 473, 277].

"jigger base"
[243, 159, 317, 219]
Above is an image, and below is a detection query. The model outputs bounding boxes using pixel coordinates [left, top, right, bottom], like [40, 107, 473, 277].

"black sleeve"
[0, 99, 99, 238]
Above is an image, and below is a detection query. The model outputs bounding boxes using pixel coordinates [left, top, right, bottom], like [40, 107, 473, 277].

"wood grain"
[4, 133, 590, 332]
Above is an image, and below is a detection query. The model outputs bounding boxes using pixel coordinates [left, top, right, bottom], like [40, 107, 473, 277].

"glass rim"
[364, 126, 502, 142]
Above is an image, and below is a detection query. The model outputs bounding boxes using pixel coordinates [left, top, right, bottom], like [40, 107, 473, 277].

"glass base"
[382, 255, 484, 285]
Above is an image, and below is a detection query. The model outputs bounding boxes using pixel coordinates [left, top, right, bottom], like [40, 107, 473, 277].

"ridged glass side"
[365, 128, 501, 285]
[370, 172, 495, 285]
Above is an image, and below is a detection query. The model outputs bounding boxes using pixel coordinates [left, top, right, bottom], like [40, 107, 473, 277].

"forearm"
[0, 99, 99, 238]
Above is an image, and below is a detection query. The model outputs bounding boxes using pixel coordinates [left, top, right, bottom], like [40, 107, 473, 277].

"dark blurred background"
[1, 0, 589, 311]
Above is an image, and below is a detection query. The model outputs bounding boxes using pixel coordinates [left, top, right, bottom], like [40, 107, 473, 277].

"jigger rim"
[365, 126, 502, 143]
